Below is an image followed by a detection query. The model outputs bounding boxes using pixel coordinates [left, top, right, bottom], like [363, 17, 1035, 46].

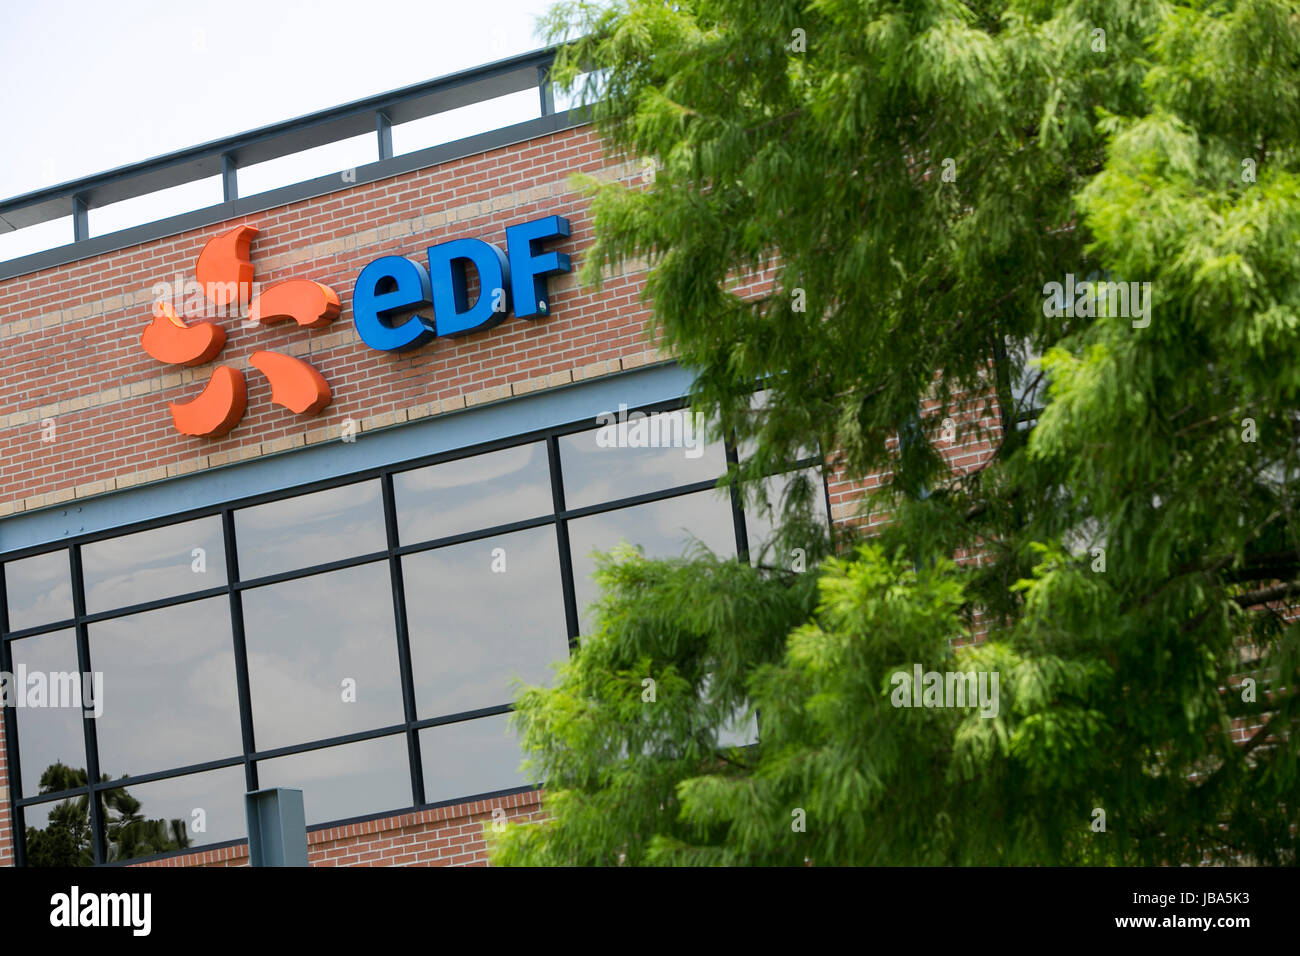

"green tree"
[24, 762, 192, 866]
[493, 0, 1300, 865]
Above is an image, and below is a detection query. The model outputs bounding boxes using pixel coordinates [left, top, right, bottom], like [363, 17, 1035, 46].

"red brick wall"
[0, 120, 999, 868]
[0, 125, 660, 513]
[133, 791, 544, 868]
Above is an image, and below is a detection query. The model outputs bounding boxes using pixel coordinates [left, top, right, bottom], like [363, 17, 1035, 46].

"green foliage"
[494, 0, 1300, 865]
[492, 545, 821, 865]
[23, 762, 192, 866]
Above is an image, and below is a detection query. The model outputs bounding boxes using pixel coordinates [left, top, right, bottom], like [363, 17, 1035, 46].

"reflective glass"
[566, 488, 737, 629]
[420, 713, 530, 804]
[404, 525, 568, 718]
[81, 517, 225, 613]
[743, 467, 830, 564]
[7, 628, 85, 798]
[394, 442, 552, 544]
[236, 480, 385, 580]
[22, 796, 94, 867]
[738, 389, 818, 463]
[256, 734, 410, 826]
[90, 597, 242, 779]
[242, 561, 403, 750]
[4, 550, 73, 631]
[559, 409, 726, 509]
[98, 764, 246, 862]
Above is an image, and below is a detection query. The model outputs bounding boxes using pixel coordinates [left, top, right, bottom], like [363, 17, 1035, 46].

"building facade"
[0, 52, 989, 867]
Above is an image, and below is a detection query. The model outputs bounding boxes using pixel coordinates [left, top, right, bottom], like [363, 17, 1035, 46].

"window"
[567, 489, 738, 631]
[3, 550, 72, 631]
[81, 516, 225, 612]
[241, 562, 403, 749]
[1, 399, 831, 865]
[8, 629, 83, 798]
[90, 598, 242, 779]
[403, 526, 568, 719]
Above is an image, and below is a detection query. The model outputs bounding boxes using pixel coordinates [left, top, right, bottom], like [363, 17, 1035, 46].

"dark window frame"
[1, 397, 832, 866]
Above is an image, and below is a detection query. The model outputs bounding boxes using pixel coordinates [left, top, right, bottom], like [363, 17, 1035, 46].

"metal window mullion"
[411, 702, 512, 732]
[558, 476, 723, 523]
[221, 154, 238, 203]
[71, 195, 88, 242]
[68, 545, 106, 864]
[818, 454, 835, 549]
[382, 473, 425, 808]
[725, 440, 750, 564]
[0, 564, 29, 866]
[67, 754, 246, 794]
[376, 111, 394, 162]
[251, 722, 408, 762]
[547, 435, 580, 649]
[221, 510, 258, 794]
[1, 616, 78, 643]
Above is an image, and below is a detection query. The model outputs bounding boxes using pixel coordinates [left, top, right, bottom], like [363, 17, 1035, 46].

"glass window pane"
[4, 550, 72, 631]
[22, 796, 94, 867]
[718, 708, 759, 748]
[257, 735, 410, 827]
[566, 488, 737, 630]
[420, 713, 530, 805]
[559, 408, 727, 509]
[738, 389, 818, 462]
[404, 526, 568, 719]
[394, 442, 552, 545]
[703, 675, 759, 749]
[235, 480, 385, 580]
[81, 517, 226, 614]
[98, 765, 246, 863]
[743, 467, 830, 564]
[90, 597, 242, 779]
[242, 561, 403, 750]
[7, 629, 85, 798]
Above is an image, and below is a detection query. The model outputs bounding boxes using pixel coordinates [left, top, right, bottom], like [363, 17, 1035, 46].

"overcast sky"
[0, 0, 566, 259]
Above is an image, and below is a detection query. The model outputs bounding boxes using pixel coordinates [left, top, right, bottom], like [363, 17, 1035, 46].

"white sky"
[0, 0, 568, 260]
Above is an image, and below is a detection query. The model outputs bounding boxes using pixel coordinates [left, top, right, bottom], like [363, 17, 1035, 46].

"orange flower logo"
[140, 225, 339, 437]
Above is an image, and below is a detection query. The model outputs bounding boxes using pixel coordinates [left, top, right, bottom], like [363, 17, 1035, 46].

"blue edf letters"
[506, 215, 571, 318]
[351, 255, 435, 352]
[427, 238, 511, 337]
[352, 215, 571, 352]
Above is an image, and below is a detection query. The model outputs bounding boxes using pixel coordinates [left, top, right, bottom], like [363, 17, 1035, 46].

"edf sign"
[352, 215, 571, 351]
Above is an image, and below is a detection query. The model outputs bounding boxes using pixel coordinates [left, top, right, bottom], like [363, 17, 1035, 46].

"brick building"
[0, 50, 990, 867]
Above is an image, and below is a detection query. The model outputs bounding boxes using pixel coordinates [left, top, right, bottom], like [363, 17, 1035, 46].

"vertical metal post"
[245, 788, 309, 866]
[71, 196, 88, 242]
[221, 154, 239, 203]
[376, 111, 394, 161]
[538, 64, 555, 117]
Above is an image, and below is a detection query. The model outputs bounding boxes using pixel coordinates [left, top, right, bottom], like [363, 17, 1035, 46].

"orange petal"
[141, 302, 226, 366]
[196, 224, 258, 308]
[249, 350, 331, 415]
[169, 366, 247, 437]
[247, 279, 340, 329]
